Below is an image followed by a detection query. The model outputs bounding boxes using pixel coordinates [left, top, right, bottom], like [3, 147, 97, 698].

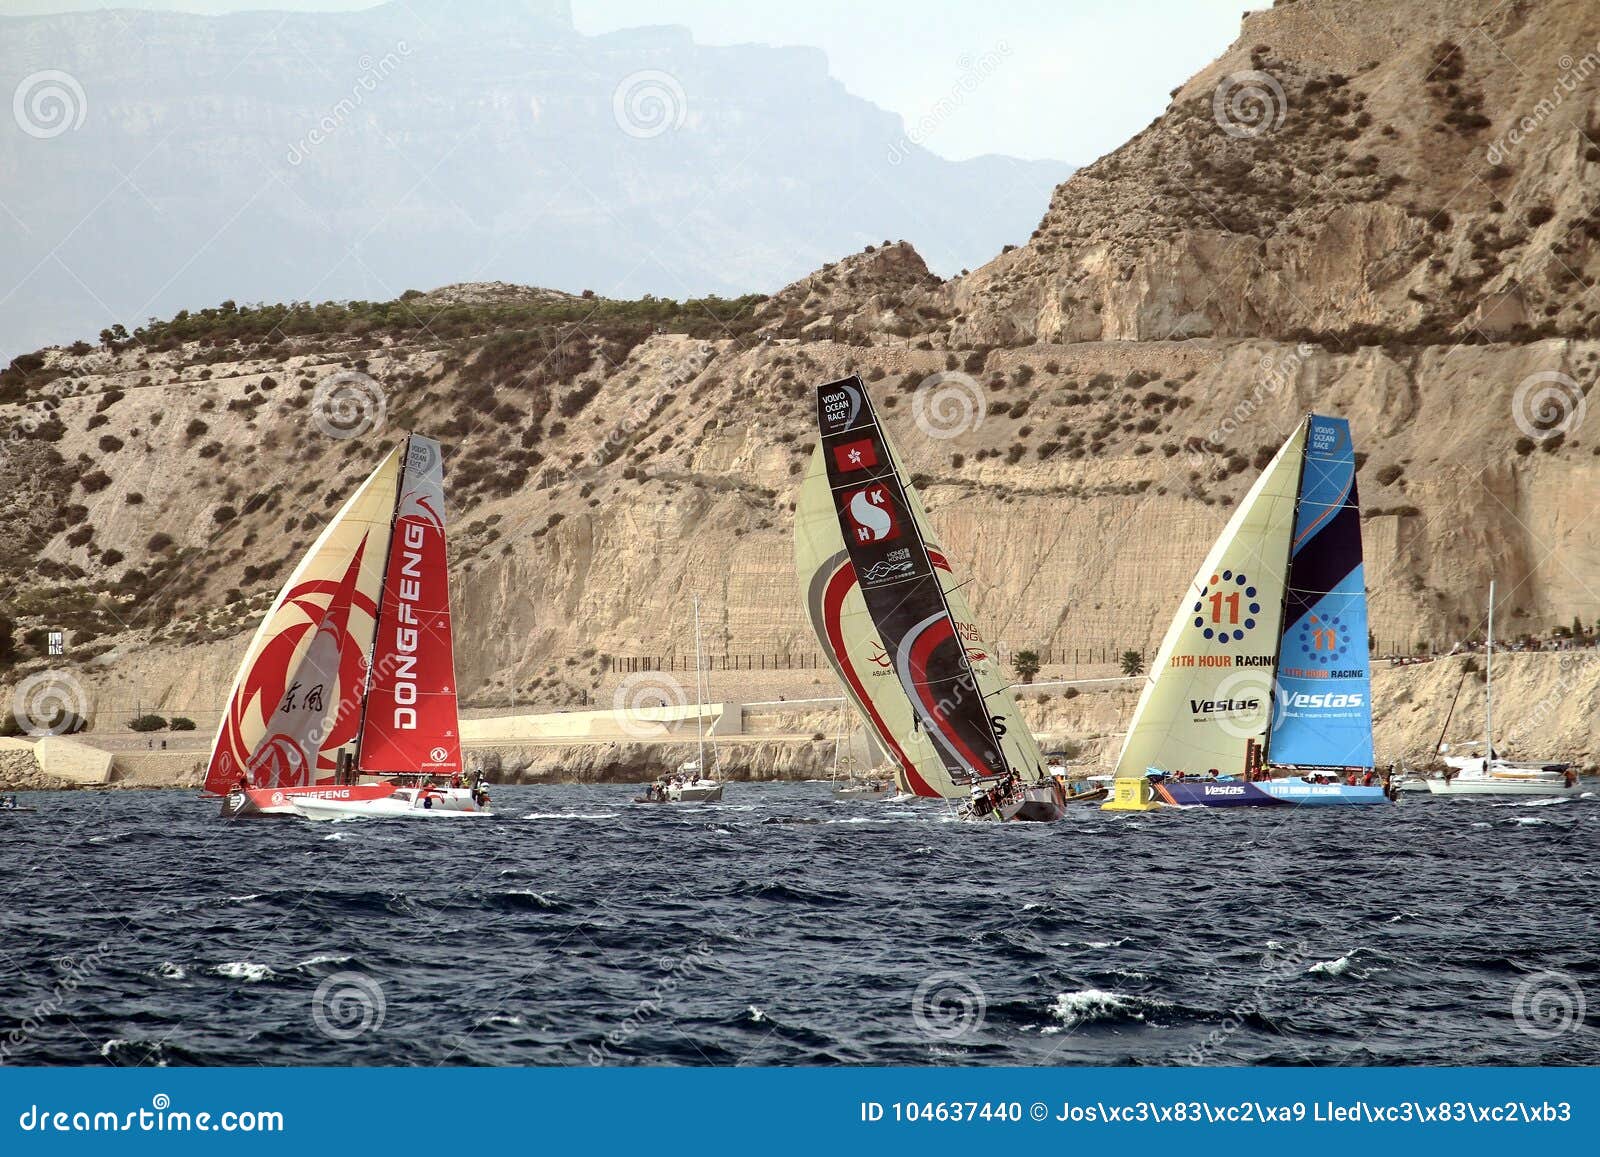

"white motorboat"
[292, 783, 493, 820]
[1429, 582, 1584, 799]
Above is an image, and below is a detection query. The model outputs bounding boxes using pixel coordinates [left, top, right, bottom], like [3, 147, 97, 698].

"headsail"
[796, 442, 927, 790]
[1112, 419, 1305, 780]
[1266, 415, 1374, 769]
[358, 435, 463, 775]
[809, 375, 1032, 797]
[203, 447, 401, 794]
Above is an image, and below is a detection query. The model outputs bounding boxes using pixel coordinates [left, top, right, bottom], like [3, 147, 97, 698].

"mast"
[1261, 416, 1311, 768]
[1486, 579, 1495, 760]
[353, 433, 411, 773]
[692, 593, 708, 779]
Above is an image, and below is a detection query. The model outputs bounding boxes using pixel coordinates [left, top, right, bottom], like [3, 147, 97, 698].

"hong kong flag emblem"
[832, 438, 879, 473]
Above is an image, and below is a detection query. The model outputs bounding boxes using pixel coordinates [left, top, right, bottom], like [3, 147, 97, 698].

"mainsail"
[357, 436, 463, 775]
[203, 447, 401, 793]
[204, 434, 464, 795]
[805, 375, 1040, 797]
[1266, 415, 1374, 770]
[796, 442, 930, 790]
[1113, 413, 1374, 781]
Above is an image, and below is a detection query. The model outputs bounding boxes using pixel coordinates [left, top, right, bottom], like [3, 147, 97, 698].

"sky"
[1, 0, 1267, 162]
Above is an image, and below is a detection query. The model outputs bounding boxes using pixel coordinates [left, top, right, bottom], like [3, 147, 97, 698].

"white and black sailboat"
[797, 375, 1065, 823]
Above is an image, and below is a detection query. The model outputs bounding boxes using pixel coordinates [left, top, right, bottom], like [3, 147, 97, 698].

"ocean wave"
[1043, 988, 1163, 1033]
[1307, 948, 1381, 978]
[213, 961, 278, 983]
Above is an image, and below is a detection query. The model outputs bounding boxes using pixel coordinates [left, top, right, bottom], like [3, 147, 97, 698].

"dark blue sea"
[2, 785, 1595, 1066]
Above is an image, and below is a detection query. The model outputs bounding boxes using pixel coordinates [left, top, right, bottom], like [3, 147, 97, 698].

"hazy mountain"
[0, 0, 1071, 357]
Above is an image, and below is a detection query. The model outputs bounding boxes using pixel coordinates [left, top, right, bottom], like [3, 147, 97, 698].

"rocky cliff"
[4, 0, 1600, 768]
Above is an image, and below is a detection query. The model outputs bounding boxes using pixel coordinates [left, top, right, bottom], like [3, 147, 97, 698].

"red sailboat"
[202, 435, 488, 820]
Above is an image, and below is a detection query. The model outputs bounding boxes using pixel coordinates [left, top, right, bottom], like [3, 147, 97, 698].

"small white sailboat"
[795, 375, 1065, 823]
[1430, 582, 1582, 799]
[203, 435, 489, 820]
[636, 595, 725, 804]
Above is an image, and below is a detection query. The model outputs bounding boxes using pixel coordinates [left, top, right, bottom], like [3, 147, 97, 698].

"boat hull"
[964, 780, 1068, 823]
[668, 780, 724, 803]
[291, 786, 491, 820]
[834, 783, 893, 800]
[219, 782, 399, 819]
[1155, 780, 1390, 807]
[1425, 778, 1584, 798]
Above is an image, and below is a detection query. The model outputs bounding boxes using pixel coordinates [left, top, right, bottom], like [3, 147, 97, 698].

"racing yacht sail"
[1105, 414, 1386, 809]
[804, 375, 1064, 822]
[204, 435, 481, 819]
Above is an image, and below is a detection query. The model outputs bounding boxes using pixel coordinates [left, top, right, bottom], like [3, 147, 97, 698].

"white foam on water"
[746, 1005, 767, 1023]
[1043, 988, 1152, 1033]
[295, 954, 352, 969]
[1513, 817, 1551, 826]
[478, 1014, 525, 1028]
[1307, 950, 1363, 977]
[213, 961, 277, 983]
[1471, 821, 1493, 829]
[322, 832, 344, 841]
[503, 889, 558, 908]
[152, 962, 186, 980]
[226, 893, 262, 903]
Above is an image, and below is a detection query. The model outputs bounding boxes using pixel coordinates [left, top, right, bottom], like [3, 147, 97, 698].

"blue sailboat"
[1107, 414, 1389, 810]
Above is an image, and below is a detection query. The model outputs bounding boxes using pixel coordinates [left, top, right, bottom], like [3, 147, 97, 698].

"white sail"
[204, 446, 402, 793]
[1112, 419, 1307, 780]
[795, 444, 944, 789]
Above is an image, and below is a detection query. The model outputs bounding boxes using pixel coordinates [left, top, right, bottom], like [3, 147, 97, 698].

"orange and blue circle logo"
[1192, 570, 1261, 647]
[1295, 613, 1350, 666]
